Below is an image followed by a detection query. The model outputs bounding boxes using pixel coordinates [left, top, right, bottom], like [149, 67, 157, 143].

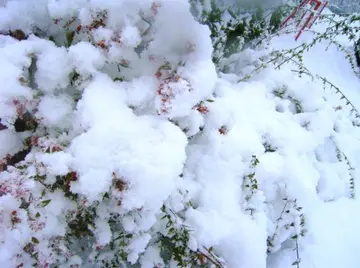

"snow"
[94, 217, 112, 246]
[36, 94, 73, 127]
[68, 41, 106, 76]
[268, 198, 360, 268]
[0, 0, 49, 34]
[261, 9, 360, 268]
[140, 245, 164, 268]
[35, 151, 72, 176]
[35, 45, 72, 93]
[0, 130, 23, 159]
[69, 73, 187, 209]
[126, 233, 152, 264]
[0, 1, 359, 268]
[121, 24, 142, 48]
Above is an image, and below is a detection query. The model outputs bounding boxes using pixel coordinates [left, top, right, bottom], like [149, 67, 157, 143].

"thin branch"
[294, 238, 300, 268]
[201, 246, 225, 268]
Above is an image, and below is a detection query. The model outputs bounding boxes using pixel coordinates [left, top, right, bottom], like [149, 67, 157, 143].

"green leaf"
[113, 77, 124, 82]
[66, 31, 75, 47]
[31, 237, 39, 244]
[291, 235, 298, 240]
[40, 200, 51, 207]
[125, 233, 132, 239]
[35, 212, 40, 218]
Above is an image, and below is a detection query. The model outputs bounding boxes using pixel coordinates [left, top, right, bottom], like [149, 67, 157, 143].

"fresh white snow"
[0, 0, 359, 267]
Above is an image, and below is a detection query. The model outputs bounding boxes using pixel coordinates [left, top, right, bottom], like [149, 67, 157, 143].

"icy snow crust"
[0, 0, 359, 267]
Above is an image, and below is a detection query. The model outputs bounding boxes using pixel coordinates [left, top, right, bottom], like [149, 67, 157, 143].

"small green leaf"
[125, 233, 132, 239]
[40, 200, 51, 207]
[35, 212, 40, 218]
[66, 31, 75, 47]
[113, 77, 124, 82]
[31, 237, 39, 244]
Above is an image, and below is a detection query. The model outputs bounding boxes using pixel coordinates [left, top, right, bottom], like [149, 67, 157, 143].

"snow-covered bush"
[329, 0, 360, 14]
[190, 0, 290, 66]
[0, 0, 359, 268]
[0, 1, 220, 267]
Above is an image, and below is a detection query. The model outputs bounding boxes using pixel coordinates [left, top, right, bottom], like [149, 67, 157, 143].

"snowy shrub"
[190, 0, 291, 66]
[329, 0, 360, 14]
[0, 0, 360, 268]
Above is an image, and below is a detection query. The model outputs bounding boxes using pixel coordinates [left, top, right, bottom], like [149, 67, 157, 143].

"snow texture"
[0, 1, 359, 268]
